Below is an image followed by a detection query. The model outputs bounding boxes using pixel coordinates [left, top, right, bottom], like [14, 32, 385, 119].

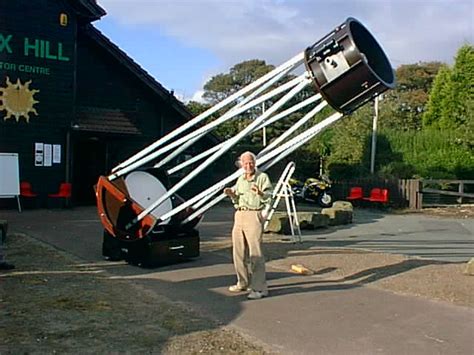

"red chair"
[378, 189, 389, 203]
[346, 186, 363, 201]
[49, 182, 72, 198]
[20, 181, 38, 197]
[364, 188, 389, 203]
[48, 182, 72, 204]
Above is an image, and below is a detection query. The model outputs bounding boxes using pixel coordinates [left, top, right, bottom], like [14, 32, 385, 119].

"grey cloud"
[98, 0, 473, 68]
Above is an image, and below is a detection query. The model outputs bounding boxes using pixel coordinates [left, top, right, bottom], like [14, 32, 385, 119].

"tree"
[444, 44, 474, 128]
[422, 65, 451, 128]
[194, 60, 276, 142]
[422, 44, 474, 149]
[379, 62, 443, 131]
[186, 100, 211, 116]
[202, 59, 275, 105]
[423, 45, 474, 130]
[326, 105, 373, 178]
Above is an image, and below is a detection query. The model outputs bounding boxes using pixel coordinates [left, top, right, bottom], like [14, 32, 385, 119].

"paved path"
[303, 209, 474, 262]
[2, 205, 473, 354]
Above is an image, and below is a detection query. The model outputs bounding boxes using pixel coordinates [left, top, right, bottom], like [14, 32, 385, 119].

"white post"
[262, 102, 267, 147]
[370, 96, 379, 174]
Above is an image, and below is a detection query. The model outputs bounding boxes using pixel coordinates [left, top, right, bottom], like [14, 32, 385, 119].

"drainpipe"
[66, 17, 79, 184]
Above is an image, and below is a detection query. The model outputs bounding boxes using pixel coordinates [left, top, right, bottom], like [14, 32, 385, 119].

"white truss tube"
[183, 194, 228, 224]
[154, 67, 294, 172]
[229, 65, 296, 113]
[111, 52, 305, 174]
[262, 111, 343, 171]
[164, 110, 344, 225]
[259, 100, 328, 156]
[258, 94, 321, 128]
[157, 66, 297, 171]
[126, 77, 312, 229]
[176, 148, 290, 224]
[166, 143, 222, 175]
[110, 75, 306, 180]
[166, 93, 322, 176]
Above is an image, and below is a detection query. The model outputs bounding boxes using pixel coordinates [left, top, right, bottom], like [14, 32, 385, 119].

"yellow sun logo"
[0, 76, 40, 123]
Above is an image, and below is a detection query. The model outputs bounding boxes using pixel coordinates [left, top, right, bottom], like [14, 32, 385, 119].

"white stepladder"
[263, 162, 301, 243]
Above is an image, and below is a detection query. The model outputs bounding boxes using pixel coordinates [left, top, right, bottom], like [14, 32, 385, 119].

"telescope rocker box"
[102, 228, 200, 267]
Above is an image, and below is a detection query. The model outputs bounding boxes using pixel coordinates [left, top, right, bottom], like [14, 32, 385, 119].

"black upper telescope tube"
[304, 17, 396, 114]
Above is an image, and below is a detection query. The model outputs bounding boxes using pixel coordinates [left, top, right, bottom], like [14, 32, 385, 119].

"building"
[0, 0, 215, 206]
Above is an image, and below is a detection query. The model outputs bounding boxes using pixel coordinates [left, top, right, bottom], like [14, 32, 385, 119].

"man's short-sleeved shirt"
[232, 171, 272, 210]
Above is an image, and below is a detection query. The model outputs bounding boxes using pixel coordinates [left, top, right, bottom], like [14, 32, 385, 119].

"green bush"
[378, 128, 473, 179]
[378, 162, 416, 179]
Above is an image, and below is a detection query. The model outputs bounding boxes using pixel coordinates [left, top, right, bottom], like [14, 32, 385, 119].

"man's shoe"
[228, 285, 250, 293]
[0, 262, 15, 270]
[247, 290, 269, 300]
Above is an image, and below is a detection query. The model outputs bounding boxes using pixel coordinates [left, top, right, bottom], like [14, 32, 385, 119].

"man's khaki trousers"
[232, 210, 267, 292]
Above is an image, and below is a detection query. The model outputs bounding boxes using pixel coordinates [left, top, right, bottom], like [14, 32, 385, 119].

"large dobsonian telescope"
[95, 17, 396, 266]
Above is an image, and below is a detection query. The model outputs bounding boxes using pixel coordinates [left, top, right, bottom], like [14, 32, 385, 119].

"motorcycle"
[289, 176, 333, 207]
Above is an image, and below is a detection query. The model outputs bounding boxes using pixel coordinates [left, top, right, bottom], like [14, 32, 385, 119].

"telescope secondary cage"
[304, 17, 395, 113]
[96, 17, 396, 242]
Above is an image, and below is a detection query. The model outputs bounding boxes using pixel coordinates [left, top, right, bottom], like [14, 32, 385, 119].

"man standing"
[224, 151, 272, 299]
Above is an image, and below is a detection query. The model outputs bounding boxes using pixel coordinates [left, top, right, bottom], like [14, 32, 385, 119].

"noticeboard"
[0, 152, 20, 197]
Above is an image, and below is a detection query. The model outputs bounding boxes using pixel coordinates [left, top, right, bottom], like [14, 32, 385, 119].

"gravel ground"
[264, 243, 473, 307]
[0, 234, 266, 354]
[1, 206, 473, 353]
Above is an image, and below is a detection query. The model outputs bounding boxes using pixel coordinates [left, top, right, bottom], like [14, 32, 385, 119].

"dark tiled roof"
[79, 22, 220, 144]
[68, 0, 106, 21]
[74, 106, 141, 135]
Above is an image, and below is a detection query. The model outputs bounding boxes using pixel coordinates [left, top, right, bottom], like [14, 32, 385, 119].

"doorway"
[72, 136, 107, 205]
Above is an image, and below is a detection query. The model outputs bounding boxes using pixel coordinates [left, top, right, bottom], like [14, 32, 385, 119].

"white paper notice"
[35, 142, 44, 167]
[53, 144, 61, 164]
[44, 144, 52, 167]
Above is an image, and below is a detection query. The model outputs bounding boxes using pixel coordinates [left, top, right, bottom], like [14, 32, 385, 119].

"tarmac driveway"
[2, 204, 473, 354]
[302, 208, 474, 263]
[4, 203, 473, 263]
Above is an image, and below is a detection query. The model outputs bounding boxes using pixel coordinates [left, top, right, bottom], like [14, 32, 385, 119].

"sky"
[94, 0, 474, 102]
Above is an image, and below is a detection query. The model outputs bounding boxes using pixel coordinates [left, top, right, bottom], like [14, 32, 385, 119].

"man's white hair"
[238, 151, 258, 168]
[240, 151, 256, 161]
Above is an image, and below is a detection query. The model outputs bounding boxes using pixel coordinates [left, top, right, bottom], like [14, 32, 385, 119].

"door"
[72, 137, 107, 205]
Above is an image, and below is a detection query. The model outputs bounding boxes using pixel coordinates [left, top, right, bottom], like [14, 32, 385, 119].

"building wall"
[0, 0, 77, 199]
[0, 0, 217, 208]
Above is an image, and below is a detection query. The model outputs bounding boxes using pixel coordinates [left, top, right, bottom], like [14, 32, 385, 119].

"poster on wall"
[44, 144, 52, 167]
[35, 142, 44, 166]
[53, 144, 61, 164]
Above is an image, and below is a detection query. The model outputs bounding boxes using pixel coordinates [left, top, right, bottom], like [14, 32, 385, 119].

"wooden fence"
[421, 180, 474, 207]
[333, 179, 474, 210]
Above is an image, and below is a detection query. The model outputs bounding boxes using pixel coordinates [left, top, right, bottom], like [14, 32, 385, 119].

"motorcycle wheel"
[318, 192, 333, 208]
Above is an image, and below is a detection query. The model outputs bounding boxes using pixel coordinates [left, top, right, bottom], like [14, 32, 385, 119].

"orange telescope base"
[95, 176, 157, 242]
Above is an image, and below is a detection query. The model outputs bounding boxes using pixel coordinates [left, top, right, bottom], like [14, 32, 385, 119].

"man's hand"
[224, 187, 236, 198]
[251, 184, 262, 196]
